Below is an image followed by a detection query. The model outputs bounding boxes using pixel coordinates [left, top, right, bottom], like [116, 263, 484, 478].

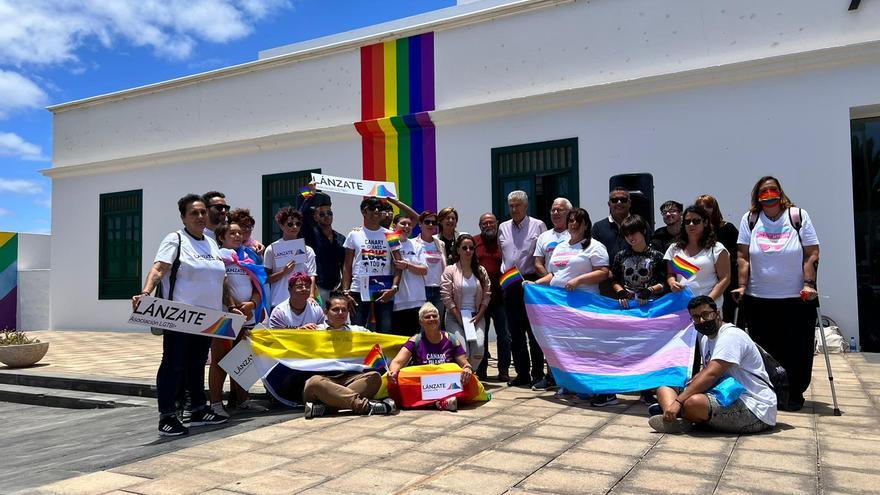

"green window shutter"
[99, 190, 142, 299]
[262, 169, 321, 243]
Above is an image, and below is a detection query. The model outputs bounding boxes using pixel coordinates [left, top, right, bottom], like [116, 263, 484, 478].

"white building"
[45, 0, 880, 350]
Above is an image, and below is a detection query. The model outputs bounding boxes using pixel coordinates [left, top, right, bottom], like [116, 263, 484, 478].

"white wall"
[16, 233, 50, 330]
[17, 233, 50, 270]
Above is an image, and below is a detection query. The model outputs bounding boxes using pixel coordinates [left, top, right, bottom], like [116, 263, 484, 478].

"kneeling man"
[303, 292, 396, 419]
[649, 295, 776, 434]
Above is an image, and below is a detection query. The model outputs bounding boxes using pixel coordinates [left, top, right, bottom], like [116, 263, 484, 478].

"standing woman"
[665, 205, 730, 307]
[264, 208, 317, 309]
[532, 208, 610, 292]
[132, 194, 232, 436]
[391, 214, 429, 335]
[440, 234, 492, 369]
[695, 194, 739, 322]
[414, 211, 447, 325]
[436, 207, 461, 265]
[732, 176, 820, 412]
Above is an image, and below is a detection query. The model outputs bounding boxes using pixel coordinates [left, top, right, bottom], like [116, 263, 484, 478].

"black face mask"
[694, 319, 719, 337]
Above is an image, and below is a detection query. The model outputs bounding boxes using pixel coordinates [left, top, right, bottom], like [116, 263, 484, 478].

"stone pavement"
[6, 330, 880, 495]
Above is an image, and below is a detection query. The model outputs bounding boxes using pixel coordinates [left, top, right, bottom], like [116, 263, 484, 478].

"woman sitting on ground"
[387, 302, 473, 411]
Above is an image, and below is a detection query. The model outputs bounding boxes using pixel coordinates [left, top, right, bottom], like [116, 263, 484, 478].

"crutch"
[815, 305, 842, 416]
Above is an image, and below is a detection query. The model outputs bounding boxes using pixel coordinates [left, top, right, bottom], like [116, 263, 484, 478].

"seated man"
[649, 295, 777, 434]
[303, 292, 397, 419]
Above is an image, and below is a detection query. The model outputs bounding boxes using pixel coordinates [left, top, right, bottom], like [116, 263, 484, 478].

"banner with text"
[311, 173, 398, 198]
[128, 296, 245, 340]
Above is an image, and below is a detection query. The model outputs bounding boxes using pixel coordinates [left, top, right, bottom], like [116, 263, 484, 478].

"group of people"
[131, 174, 820, 437]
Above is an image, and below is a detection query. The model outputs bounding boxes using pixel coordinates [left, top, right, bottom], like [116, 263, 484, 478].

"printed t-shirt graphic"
[344, 227, 393, 292]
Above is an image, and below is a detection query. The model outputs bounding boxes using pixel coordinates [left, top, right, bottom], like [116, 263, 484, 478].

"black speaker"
[609, 173, 655, 231]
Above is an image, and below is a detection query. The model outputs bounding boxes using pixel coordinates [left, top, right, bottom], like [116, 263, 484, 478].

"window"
[99, 190, 142, 299]
[852, 116, 880, 351]
[491, 138, 579, 226]
[262, 169, 321, 243]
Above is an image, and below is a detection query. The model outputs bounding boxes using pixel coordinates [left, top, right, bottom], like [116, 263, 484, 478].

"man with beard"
[474, 213, 510, 382]
[300, 191, 346, 304]
[202, 191, 229, 241]
[649, 295, 777, 434]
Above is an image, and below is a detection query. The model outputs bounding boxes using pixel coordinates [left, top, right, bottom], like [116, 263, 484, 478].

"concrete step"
[0, 383, 154, 409]
[0, 369, 157, 397]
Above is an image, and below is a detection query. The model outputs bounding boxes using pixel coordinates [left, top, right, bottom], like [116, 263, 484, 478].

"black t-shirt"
[300, 196, 346, 290]
[650, 226, 677, 253]
[611, 246, 667, 294]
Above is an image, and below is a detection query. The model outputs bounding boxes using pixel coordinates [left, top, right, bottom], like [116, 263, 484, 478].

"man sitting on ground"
[302, 292, 397, 419]
[649, 295, 776, 433]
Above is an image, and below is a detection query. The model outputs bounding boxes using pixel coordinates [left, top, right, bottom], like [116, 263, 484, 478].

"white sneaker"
[435, 396, 458, 411]
[648, 414, 693, 434]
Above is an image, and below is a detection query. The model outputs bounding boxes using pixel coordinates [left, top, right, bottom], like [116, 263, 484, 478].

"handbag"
[150, 232, 182, 335]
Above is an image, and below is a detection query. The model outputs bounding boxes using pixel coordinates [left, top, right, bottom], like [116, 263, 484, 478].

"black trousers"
[743, 295, 817, 402]
[505, 279, 544, 381]
[392, 308, 421, 337]
[157, 331, 211, 416]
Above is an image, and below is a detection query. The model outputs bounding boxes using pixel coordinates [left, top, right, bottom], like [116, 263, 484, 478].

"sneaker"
[497, 373, 511, 383]
[366, 398, 397, 416]
[435, 396, 458, 411]
[640, 391, 657, 405]
[304, 401, 326, 419]
[554, 387, 570, 398]
[590, 394, 619, 407]
[575, 393, 595, 401]
[158, 416, 188, 437]
[648, 414, 693, 434]
[210, 403, 228, 417]
[648, 403, 662, 417]
[382, 397, 398, 415]
[531, 377, 555, 391]
[189, 408, 229, 426]
[507, 375, 531, 387]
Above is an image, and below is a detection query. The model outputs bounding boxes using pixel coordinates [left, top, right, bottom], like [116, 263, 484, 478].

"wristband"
[615, 290, 629, 299]
[139, 291, 151, 297]
[803, 280, 816, 288]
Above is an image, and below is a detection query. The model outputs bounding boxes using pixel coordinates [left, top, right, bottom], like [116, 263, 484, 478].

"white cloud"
[0, 70, 48, 118]
[0, 0, 292, 64]
[0, 208, 10, 216]
[0, 178, 43, 195]
[35, 197, 51, 208]
[0, 132, 48, 161]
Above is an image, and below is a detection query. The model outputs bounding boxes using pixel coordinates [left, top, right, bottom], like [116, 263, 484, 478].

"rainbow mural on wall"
[0, 232, 17, 330]
[355, 32, 437, 214]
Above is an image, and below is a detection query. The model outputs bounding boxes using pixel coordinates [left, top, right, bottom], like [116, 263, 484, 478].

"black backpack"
[752, 343, 790, 408]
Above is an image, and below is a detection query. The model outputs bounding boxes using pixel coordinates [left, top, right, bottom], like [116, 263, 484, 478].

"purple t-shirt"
[403, 332, 466, 365]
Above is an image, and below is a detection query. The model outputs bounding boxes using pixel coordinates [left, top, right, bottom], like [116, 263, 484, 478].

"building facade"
[46, 0, 880, 349]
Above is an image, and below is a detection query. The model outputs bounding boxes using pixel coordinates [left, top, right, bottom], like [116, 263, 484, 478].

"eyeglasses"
[661, 209, 680, 215]
[422, 220, 437, 225]
[690, 310, 716, 323]
[318, 210, 333, 218]
[289, 283, 310, 290]
[286, 221, 302, 228]
[210, 204, 230, 212]
[682, 219, 703, 226]
[459, 246, 475, 251]
[609, 198, 629, 204]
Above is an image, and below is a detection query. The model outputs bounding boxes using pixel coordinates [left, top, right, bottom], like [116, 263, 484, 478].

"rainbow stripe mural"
[0, 232, 17, 330]
[355, 32, 437, 214]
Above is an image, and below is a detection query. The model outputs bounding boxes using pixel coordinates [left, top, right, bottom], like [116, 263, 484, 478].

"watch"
[391, 285, 399, 291]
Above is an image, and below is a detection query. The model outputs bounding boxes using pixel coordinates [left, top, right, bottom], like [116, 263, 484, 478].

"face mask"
[758, 189, 781, 206]
[694, 319, 719, 337]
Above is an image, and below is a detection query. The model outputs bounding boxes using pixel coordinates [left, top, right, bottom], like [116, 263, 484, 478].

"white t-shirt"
[344, 227, 394, 292]
[267, 299, 326, 329]
[534, 229, 571, 273]
[414, 236, 445, 287]
[459, 274, 479, 312]
[394, 239, 428, 311]
[664, 242, 728, 306]
[317, 323, 370, 332]
[737, 209, 819, 298]
[154, 230, 226, 310]
[264, 239, 317, 308]
[203, 227, 216, 240]
[701, 323, 777, 426]
[219, 248, 256, 324]
[549, 240, 609, 294]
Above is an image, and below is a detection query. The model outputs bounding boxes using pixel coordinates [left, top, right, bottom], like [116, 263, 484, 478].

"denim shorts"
[706, 395, 773, 433]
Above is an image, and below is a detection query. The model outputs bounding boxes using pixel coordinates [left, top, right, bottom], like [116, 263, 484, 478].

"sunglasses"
[318, 211, 333, 218]
[210, 204, 230, 212]
[683, 218, 704, 226]
[365, 206, 381, 213]
[609, 197, 629, 204]
[422, 220, 437, 225]
[661, 209, 680, 215]
[286, 221, 302, 228]
[459, 245, 475, 251]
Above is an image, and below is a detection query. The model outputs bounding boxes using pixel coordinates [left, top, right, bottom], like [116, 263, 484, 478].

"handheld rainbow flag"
[299, 185, 314, 198]
[500, 266, 523, 290]
[385, 230, 403, 250]
[671, 255, 700, 279]
[363, 343, 388, 370]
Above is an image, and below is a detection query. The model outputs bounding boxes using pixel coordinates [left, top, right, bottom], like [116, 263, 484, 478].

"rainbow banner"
[379, 363, 492, 409]
[356, 32, 437, 214]
[524, 285, 697, 394]
[671, 255, 700, 279]
[0, 232, 17, 330]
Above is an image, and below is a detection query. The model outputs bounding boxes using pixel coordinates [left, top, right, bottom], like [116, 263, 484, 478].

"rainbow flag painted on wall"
[524, 285, 697, 394]
[0, 232, 17, 331]
[355, 32, 437, 214]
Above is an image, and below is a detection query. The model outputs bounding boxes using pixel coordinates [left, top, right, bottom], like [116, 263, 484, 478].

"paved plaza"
[4, 330, 880, 495]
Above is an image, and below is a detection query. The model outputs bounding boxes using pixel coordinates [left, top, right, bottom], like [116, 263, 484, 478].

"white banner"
[128, 296, 245, 340]
[218, 339, 276, 390]
[311, 173, 398, 198]
[420, 372, 463, 400]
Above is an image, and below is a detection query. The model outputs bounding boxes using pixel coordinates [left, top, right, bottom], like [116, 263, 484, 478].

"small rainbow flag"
[363, 343, 388, 370]
[385, 230, 403, 250]
[671, 255, 700, 279]
[299, 185, 314, 198]
[500, 266, 523, 290]
[201, 316, 237, 339]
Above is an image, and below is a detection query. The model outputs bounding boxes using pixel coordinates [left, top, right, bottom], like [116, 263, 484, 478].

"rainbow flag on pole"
[385, 230, 403, 250]
[299, 185, 314, 198]
[671, 255, 700, 279]
[363, 343, 388, 370]
[524, 285, 697, 394]
[500, 266, 523, 290]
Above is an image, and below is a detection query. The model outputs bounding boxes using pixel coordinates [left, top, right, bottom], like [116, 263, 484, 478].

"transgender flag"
[524, 285, 697, 395]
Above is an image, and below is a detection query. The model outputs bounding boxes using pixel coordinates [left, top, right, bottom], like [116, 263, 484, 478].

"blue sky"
[0, 0, 455, 233]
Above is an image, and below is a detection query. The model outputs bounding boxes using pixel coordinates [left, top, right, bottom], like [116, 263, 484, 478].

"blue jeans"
[478, 302, 510, 376]
[425, 286, 445, 329]
[351, 293, 393, 334]
[157, 331, 210, 416]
